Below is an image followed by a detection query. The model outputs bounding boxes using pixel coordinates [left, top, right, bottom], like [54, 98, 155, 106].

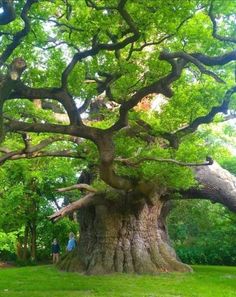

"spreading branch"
[1, 1, 236, 195]
[107, 58, 187, 133]
[60, 0, 139, 90]
[159, 51, 225, 83]
[175, 86, 236, 136]
[115, 156, 213, 167]
[192, 50, 236, 66]
[8, 82, 82, 125]
[0, 136, 84, 165]
[126, 13, 194, 61]
[6, 119, 99, 141]
[208, 1, 236, 44]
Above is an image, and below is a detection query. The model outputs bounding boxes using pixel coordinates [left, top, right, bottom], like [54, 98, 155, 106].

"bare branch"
[0, 150, 19, 164]
[57, 183, 97, 193]
[0, 149, 83, 164]
[48, 193, 96, 222]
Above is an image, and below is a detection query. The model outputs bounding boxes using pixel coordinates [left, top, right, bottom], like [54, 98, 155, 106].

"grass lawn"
[0, 265, 235, 297]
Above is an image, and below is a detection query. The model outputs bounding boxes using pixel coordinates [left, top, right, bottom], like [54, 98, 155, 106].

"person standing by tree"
[51, 238, 60, 264]
[66, 232, 77, 252]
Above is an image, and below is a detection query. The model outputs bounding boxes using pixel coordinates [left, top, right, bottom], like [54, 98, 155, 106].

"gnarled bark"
[57, 191, 191, 274]
[182, 162, 236, 212]
[54, 161, 236, 275]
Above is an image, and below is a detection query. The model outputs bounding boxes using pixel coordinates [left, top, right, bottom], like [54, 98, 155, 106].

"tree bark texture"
[191, 162, 236, 211]
[58, 192, 191, 274]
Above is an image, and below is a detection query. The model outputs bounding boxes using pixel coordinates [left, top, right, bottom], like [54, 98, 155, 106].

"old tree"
[1, 0, 236, 274]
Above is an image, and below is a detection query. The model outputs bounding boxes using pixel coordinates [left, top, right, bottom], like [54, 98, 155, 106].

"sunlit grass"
[0, 265, 235, 297]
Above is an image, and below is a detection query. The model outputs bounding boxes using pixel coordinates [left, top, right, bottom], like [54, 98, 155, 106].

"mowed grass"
[0, 265, 235, 297]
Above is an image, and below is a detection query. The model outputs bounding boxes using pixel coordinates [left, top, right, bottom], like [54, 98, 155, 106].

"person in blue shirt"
[66, 232, 77, 252]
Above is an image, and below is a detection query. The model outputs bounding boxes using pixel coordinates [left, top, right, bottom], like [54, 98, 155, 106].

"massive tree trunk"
[57, 191, 191, 274]
[53, 161, 236, 275]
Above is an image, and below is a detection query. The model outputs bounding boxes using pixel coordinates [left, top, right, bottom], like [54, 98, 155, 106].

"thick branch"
[96, 133, 134, 190]
[9, 82, 82, 125]
[159, 51, 225, 83]
[48, 193, 96, 222]
[192, 50, 236, 66]
[181, 162, 236, 212]
[6, 120, 98, 140]
[60, 50, 97, 90]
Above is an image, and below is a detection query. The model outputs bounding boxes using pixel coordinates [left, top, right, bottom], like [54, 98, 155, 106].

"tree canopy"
[1, 0, 236, 190]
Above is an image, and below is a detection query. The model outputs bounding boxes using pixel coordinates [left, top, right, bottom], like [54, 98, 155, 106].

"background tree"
[1, 0, 236, 274]
[0, 156, 78, 263]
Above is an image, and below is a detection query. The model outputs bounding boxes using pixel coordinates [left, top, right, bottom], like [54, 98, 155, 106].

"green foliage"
[221, 156, 236, 175]
[0, 231, 18, 253]
[0, 155, 79, 261]
[168, 200, 236, 265]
